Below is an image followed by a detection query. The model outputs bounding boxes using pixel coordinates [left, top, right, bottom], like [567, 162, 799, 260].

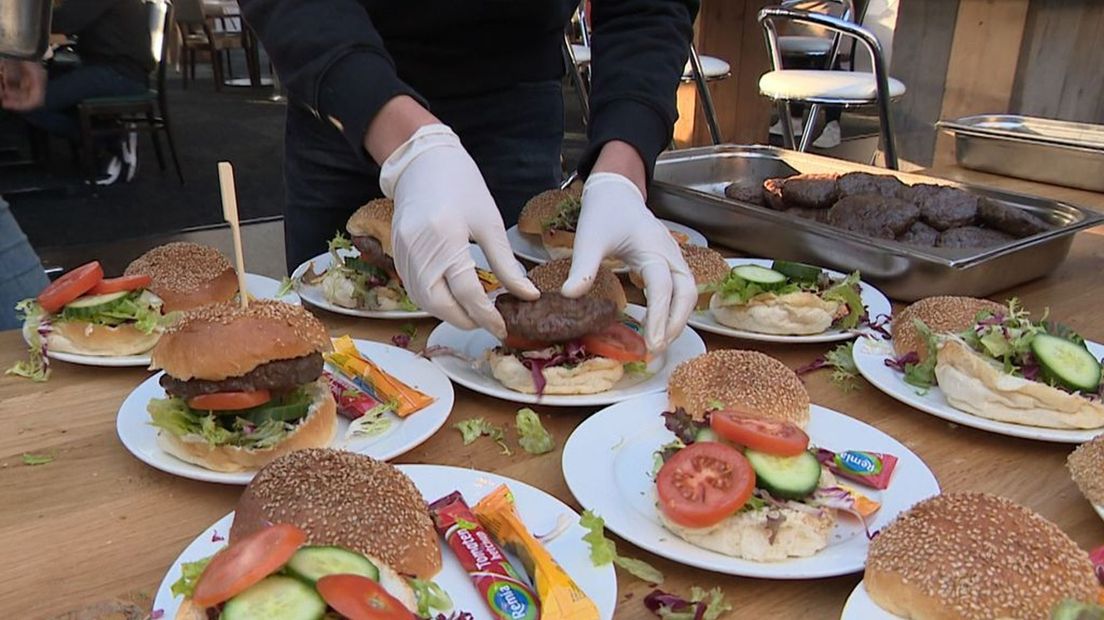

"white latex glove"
[562, 172, 696, 352]
[380, 124, 539, 337]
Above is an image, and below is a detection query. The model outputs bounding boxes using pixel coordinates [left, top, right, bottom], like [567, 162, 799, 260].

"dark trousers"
[21, 64, 146, 146]
[283, 80, 564, 272]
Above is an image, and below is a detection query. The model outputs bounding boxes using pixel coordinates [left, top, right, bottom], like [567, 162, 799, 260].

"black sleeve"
[238, 0, 425, 161]
[52, 0, 121, 35]
[578, 0, 699, 182]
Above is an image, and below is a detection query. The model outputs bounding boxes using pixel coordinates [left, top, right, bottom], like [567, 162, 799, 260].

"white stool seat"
[759, 69, 906, 101]
[684, 54, 731, 79]
[571, 44, 591, 65]
[778, 35, 833, 55]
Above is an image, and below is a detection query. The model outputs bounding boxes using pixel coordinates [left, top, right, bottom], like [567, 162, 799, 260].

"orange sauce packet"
[326, 335, 434, 417]
[841, 485, 882, 518]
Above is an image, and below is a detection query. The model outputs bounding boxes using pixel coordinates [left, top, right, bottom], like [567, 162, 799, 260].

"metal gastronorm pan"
[647, 145, 1104, 301]
[0, 0, 51, 60]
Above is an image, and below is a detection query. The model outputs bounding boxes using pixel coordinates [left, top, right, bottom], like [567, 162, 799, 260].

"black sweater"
[53, 0, 154, 84]
[239, 0, 698, 179]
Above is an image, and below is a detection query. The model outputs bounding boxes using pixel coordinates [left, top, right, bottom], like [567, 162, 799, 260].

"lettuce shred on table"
[170, 556, 212, 598]
[644, 586, 733, 620]
[795, 342, 860, 392]
[275, 275, 296, 297]
[411, 578, 453, 617]
[7, 299, 51, 382]
[452, 417, 511, 455]
[580, 510, 664, 584]
[515, 408, 554, 455]
[22, 453, 54, 466]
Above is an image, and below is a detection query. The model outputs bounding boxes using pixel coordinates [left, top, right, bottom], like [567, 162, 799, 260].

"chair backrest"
[147, 0, 174, 97]
[173, 0, 204, 26]
[759, 6, 888, 81]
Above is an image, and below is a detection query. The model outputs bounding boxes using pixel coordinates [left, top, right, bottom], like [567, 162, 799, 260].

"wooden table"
[3, 186, 1104, 620]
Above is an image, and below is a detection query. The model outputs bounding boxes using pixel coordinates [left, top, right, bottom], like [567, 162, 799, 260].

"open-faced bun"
[518, 188, 579, 236]
[935, 337, 1104, 429]
[124, 242, 238, 313]
[865, 492, 1097, 620]
[529, 258, 627, 312]
[487, 349, 624, 394]
[631, 244, 730, 310]
[45, 321, 162, 356]
[345, 198, 395, 255]
[892, 296, 1003, 360]
[668, 350, 811, 426]
[1068, 434, 1104, 507]
[231, 448, 443, 579]
[155, 378, 336, 472]
[709, 291, 840, 335]
[150, 300, 331, 381]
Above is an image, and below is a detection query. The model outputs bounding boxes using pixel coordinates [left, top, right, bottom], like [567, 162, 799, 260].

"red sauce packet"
[323, 370, 385, 420]
[817, 448, 898, 490]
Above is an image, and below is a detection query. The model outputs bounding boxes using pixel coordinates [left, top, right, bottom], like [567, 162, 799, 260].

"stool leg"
[877, 95, 899, 170]
[562, 34, 589, 129]
[798, 103, 823, 152]
[777, 101, 798, 150]
[688, 44, 722, 145]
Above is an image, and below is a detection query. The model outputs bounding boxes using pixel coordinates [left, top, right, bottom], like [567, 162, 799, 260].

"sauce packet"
[323, 369, 386, 420]
[817, 448, 898, 490]
[326, 335, 434, 417]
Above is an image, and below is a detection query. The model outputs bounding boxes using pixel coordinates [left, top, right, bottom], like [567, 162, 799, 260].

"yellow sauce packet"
[476, 268, 500, 293]
[325, 335, 434, 417]
[474, 484, 600, 620]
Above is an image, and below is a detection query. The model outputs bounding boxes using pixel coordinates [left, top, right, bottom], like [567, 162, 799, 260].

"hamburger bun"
[892, 296, 1003, 360]
[529, 258, 627, 312]
[43, 320, 162, 357]
[518, 188, 579, 236]
[155, 377, 337, 472]
[630, 244, 730, 310]
[231, 448, 442, 579]
[487, 349, 625, 394]
[345, 198, 395, 256]
[1068, 434, 1104, 507]
[668, 350, 811, 426]
[709, 291, 841, 335]
[934, 337, 1104, 429]
[125, 242, 238, 313]
[865, 492, 1097, 620]
[150, 300, 331, 381]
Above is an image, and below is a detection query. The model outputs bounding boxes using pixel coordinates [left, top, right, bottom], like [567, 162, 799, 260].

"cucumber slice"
[286, 546, 379, 584]
[770, 260, 823, 283]
[731, 265, 787, 285]
[745, 449, 822, 500]
[63, 291, 129, 310]
[1031, 333, 1102, 392]
[693, 427, 720, 443]
[221, 575, 325, 620]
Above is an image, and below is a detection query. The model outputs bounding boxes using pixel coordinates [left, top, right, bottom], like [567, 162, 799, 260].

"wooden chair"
[175, 0, 254, 91]
[76, 0, 184, 184]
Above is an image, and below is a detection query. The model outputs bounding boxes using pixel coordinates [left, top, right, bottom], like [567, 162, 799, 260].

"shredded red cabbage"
[210, 530, 225, 543]
[662, 408, 709, 444]
[884, 351, 919, 372]
[435, 613, 475, 620]
[150, 610, 164, 619]
[644, 589, 707, 620]
[517, 340, 590, 397]
[795, 356, 829, 376]
[391, 333, 411, 349]
[1091, 544, 1104, 585]
[862, 313, 892, 340]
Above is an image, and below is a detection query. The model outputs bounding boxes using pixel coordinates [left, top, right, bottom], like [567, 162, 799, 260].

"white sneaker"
[121, 128, 138, 182]
[769, 116, 804, 136]
[94, 155, 123, 186]
[813, 120, 842, 149]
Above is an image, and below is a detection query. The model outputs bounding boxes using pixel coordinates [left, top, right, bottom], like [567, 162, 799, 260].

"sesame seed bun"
[150, 300, 331, 381]
[44, 320, 162, 357]
[518, 188, 580, 236]
[231, 448, 443, 579]
[892, 296, 1004, 361]
[630, 245, 730, 310]
[865, 492, 1097, 620]
[1069, 435, 1104, 507]
[529, 258, 627, 311]
[345, 198, 394, 256]
[487, 349, 625, 394]
[125, 242, 238, 314]
[667, 350, 811, 427]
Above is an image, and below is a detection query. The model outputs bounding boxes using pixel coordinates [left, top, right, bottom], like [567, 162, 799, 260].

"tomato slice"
[710, 409, 810, 456]
[656, 441, 755, 528]
[187, 390, 272, 411]
[316, 574, 414, 620]
[580, 322, 648, 362]
[502, 333, 551, 351]
[88, 274, 152, 295]
[37, 261, 103, 313]
[192, 523, 306, 607]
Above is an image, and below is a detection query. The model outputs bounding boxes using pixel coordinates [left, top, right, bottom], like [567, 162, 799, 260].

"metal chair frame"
[758, 6, 899, 169]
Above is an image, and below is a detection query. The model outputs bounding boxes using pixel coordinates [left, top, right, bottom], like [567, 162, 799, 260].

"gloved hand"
[379, 124, 539, 338]
[562, 172, 696, 353]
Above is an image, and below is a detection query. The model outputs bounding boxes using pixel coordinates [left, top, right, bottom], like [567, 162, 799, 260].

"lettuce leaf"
[411, 578, 453, 617]
[515, 408, 554, 455]
[170, 556, 212, 598]
[644, 587, 732, 620]
[902, 319, 938, 390]
[580, 510, 664, 583]
[623, 360, 651, 376]
[56, 290, 169, 334]
[541, 195, 582, 232]
[706, 270, 798, 305]
[823, 272, 865, 330]
[452, 417, 511, 455]
[8, 299, 50, 382]
[147, 391, 309, 449]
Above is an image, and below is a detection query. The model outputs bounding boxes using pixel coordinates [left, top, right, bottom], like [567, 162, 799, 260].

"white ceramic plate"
[561, 392, 940, 578]
[852, 335, 1104, 444]
[506, 219, 709, 271]
[841, 581, 898, 619]
[26, 273, 301, 368]
[291, 244, 494, 319]
[116, 339, 454, 484]
[687, 258, 892, 344]
[150, 464, 617, 620]
[1094, 503, 1104, 524]
[425, 304, 707, 407]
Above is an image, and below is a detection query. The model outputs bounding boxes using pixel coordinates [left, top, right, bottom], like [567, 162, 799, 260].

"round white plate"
[506, 219, 709, 271]
[1094, 503, 1104, 524]
[852, 335, 1104, 444]
[561, 392, 940, 578]
[291, 244, 494, 319]
[425, 304, 707, 407]
[687, 258, 892, 344]
[27, 273, 301, 368]
[116, 339, 454, 484]
[151, 464, 617, 620]
[841, 581, 898, 619]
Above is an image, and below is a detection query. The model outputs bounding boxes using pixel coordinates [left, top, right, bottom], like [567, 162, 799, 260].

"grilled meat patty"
[762, 178, 788, 210]
[724, 181, 766, 206]
[937, 226, 1015, 249]
[351, 235, 396, 275]
[836, 171, 905, 199]
[496, 292, 618, 343]
[785, 207, 831, 223]
[897, 220, 940, 246]
[161, 353, 324, 400]
[828, 195, 920, 239]
[906, 185, 979, 231]
[781, 174, 839, 209]
[977, 198, 1052, 237]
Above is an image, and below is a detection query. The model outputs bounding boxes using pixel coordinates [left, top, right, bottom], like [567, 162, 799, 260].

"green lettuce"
[823, 272, 865, 330]
[624, 360, 651, 376]
[541, 195, 582, 232]
[170, 556, 212, 598]
[706, 270, 799, 305]
[7, 299, 50, 382]
[515, 408, 554, 455]
[825, 342, 860, 391]
[580, 510, 664, 583]
[56, 290, 170, 334]
[148, 388, 312, 449]
[902, 319, 939, 390]
[411, 578, 453, 617]
[655, 587, 733, 620]
[452, 417, 511, 455]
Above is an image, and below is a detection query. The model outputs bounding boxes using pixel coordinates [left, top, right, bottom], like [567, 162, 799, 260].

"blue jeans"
[0, 197, 49, 330]
[21, 64, 147, 142]
[283, 80, 564, 271]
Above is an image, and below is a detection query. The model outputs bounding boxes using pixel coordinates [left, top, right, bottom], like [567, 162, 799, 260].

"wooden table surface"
[3, 177, 1104, 620]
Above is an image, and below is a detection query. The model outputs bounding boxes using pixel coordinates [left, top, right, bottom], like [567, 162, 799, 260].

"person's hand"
[0, 60, 46, 111]
[562, 151, 695, 353]
[379, 124, 539, 338]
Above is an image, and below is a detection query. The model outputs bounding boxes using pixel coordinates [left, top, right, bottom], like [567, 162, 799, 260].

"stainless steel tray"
[0, 0, 51, 60]
[938, 115, 1104, 192]
[647, 145, 1104, 301]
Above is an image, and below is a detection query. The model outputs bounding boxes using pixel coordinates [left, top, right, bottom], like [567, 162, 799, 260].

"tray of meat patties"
[647, 145, 1104, 301]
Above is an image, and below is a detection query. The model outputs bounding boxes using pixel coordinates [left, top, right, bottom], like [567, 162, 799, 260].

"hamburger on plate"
[488, 258, 648, 396]
[171, 449, 444, 619]
[1068, 434, 1104, 512]
[630, 243, 730, 311]
[865, 492, 1098, 619]
[125, 242, 239, 313]
[147, 300, 337, 472]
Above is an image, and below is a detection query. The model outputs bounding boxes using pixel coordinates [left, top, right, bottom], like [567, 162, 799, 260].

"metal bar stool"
[684, 42, 729, 145]
[758, 6, 903, 169]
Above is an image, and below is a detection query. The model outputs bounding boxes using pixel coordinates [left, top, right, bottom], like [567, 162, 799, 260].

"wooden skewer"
[217, 161, 249, 310]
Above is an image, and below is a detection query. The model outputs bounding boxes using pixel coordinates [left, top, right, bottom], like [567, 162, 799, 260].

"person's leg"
[283, 103, 383, 272]
[0, 196, 49, 330]
[21, 64, 146, 140]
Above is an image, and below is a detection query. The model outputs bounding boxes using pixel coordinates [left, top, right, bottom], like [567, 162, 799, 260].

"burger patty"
[781, 174, 839, 209]
[161, 353, 324, 400]
[785, 207, 831, 223]
[827, 195, 920, 239]
[724, 181, 765, 206]
[897, 220, 940, 246]
[351, 235, 395, 274]
[911, 186, 979, 231]
[977, 198, 1052, 237]
[936, 226, 1015, 249]
[836, 171, 905, 199]
[496, 292, 618, 343]
[761, 178, 788, 210]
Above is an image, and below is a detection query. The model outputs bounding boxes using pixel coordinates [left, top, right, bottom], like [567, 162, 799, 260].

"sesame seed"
[125, 242, 233, 294]
[1069, 435, 1104, 506]
[893, 296, 1005, 359]
[668, 350, 810, 426]
[167, 299, 329, 349]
